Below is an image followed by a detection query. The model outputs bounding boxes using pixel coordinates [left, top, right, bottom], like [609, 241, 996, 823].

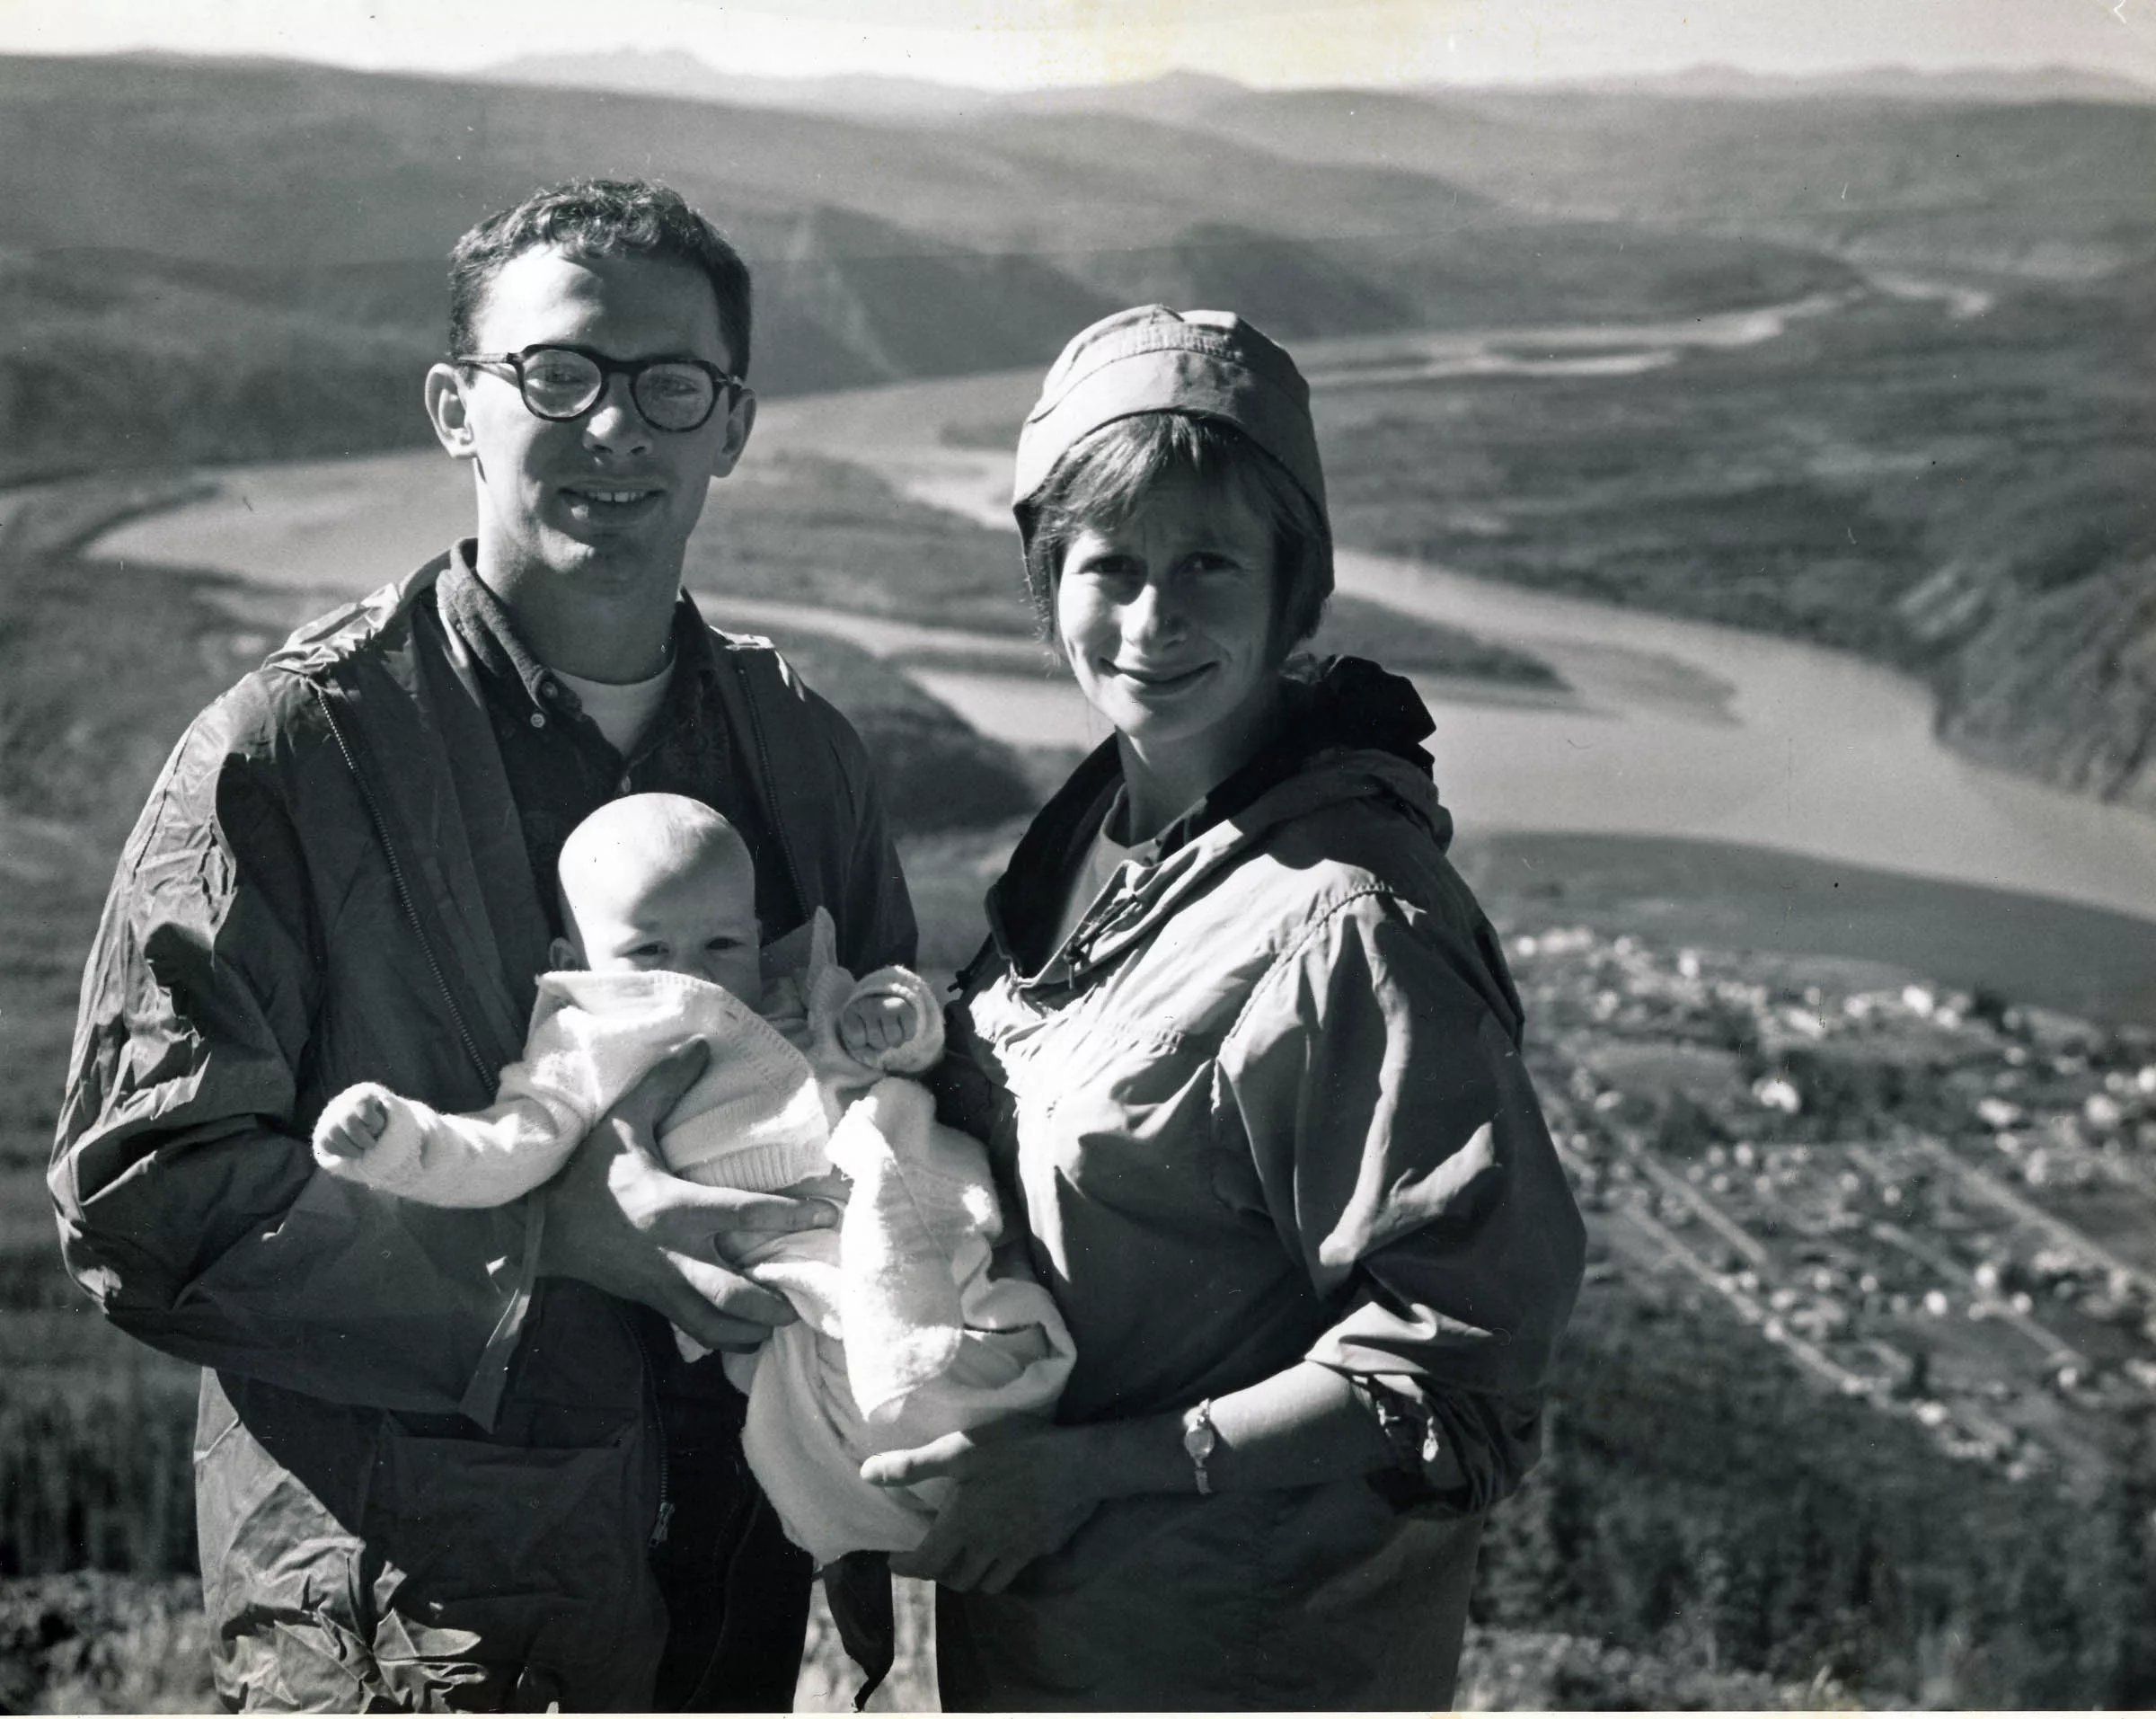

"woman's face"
[1055, 471, 1285, 781]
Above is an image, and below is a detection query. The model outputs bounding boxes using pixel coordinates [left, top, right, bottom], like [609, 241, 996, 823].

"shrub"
[0, 1373, 197, 1578]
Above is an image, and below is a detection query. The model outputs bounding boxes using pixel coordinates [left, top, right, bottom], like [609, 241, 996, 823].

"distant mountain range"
[473, 51, 2156, 116]
[1538, 62, 2156, 104]
[468, 51, 2156, 279]
[472, 49, 1006, 123]
[0, 49, 2150, 814]
[0, 51, 1878, 438]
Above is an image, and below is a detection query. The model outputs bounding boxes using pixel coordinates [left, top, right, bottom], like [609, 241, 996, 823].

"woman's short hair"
[446, 178, 754, 377]
[1021, 412, 1334, 652]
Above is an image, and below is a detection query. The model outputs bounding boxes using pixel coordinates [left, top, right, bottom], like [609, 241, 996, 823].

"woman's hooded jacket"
[932, 655, 1586, 1710]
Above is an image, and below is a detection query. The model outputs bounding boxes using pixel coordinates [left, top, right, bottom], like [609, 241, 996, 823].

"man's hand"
[838, 993, 918, 1064]
[864, 1422, 1106, 1593]
[537, 1042, 836, 1352]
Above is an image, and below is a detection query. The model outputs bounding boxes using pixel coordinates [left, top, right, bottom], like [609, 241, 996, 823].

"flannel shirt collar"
[437, 541, 720, 726]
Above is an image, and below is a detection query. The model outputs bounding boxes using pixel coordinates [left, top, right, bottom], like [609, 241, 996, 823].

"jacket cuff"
[311, 1082, 429, 1191]
[846, 966, 945, 1073]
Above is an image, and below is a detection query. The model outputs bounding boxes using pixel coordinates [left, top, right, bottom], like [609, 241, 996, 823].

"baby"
[313, 793, 1073, 1564]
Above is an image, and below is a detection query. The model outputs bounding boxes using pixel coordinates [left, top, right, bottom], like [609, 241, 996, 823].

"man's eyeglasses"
[455, 344, 747, 433]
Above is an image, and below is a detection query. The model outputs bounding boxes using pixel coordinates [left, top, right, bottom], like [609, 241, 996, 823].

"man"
[50, 179, 915, 1710]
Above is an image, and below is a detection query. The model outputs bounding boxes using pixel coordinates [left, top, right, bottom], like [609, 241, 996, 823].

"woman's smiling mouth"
[1108, 660, 1217, 693]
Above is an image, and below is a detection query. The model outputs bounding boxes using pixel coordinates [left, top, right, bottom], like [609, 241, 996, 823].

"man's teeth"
[573, 489, 647, 504]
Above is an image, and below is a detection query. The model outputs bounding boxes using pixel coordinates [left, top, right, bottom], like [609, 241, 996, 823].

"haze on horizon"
[2, 0, 2153, 93]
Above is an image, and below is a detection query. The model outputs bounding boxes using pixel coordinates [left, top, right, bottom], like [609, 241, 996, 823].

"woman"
[864, 306, 1586, 1709]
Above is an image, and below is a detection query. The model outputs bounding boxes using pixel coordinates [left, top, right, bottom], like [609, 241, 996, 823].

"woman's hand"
[864, 1422, 1107, 1593]
[538, 1042, 838, 1351]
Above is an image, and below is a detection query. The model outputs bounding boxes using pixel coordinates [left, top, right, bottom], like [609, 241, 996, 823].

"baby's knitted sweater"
[311, 908, 941, 1207]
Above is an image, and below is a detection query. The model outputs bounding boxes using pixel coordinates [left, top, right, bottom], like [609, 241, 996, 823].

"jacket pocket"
[363, 1428, 667, 1699]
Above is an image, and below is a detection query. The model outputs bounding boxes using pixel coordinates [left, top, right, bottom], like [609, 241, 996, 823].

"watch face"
[1184, 1418, 1217, 1460]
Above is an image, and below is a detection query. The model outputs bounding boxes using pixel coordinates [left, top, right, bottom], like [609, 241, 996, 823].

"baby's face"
[563, 846, 764, 1004]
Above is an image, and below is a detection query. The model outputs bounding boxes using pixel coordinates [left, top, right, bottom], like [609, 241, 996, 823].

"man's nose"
[583, 374, 653, 455]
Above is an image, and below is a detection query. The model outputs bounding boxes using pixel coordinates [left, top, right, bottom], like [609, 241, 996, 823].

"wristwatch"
[1181, 1398, 1218, 1496]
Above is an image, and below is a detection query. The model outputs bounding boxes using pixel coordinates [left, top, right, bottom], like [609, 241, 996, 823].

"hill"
[474, 58, 2156, 120]
[1073, 76, 2154, 816]
[1303, 261, 2156, 814]
[474, 49, 992, 121]
[1175, 83, 2156, 277]
[0, 50, 1850, 483]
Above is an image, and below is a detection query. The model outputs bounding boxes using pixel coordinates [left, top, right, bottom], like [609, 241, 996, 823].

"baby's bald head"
[557, 793, 750, 908]
[552, 793, 764, 999]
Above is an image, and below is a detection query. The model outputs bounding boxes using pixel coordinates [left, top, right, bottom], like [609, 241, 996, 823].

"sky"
[0, 0, 2152, 91]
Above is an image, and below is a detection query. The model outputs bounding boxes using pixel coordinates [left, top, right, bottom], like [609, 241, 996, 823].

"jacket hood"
[986, 655, 1452, 987]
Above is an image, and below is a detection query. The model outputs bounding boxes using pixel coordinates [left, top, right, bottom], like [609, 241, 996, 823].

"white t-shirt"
[554, 660, 674, 756]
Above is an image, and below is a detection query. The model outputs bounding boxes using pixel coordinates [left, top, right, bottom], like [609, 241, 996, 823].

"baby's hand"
[840, 993, 918, 1063]
[317, 1092, 390, 1161]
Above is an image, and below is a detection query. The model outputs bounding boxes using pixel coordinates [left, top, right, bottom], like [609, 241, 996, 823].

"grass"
[1454, 832, 2156, 1030]
[711, 622, 1040, 836]
[0, 1573, 214, 1714]
[0, 1373, 198, 1579]
[1313, 592, 1560, 685]
[0, 525, 270, 1192]
[691, 455, 1037, 637]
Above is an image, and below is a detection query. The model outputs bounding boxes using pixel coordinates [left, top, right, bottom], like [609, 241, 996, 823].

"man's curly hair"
[446, 178, 753, 375]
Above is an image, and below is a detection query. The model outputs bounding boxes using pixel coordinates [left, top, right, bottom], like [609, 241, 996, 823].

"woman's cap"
[1012, 305, 1327, 522]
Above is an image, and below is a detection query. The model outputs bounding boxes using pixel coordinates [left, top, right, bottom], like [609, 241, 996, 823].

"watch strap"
[1181, 1397, 1218, 1496]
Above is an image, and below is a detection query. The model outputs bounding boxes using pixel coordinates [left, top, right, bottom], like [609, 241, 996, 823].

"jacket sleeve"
[49, 698, 535, 1419]
[1214, 890, 1586, 1511]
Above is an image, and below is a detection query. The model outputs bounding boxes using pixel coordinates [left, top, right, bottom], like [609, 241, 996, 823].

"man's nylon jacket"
[49, 553, 915, 1708]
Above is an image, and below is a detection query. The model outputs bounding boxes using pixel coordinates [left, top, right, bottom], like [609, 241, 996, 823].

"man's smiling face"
[446, 244, 751, 613]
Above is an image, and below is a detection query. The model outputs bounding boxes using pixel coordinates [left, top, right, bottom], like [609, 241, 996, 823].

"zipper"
[622, 1305, 673, 1549]
[646, 1342, 673, 1550]
[314, 684, 492, 1087]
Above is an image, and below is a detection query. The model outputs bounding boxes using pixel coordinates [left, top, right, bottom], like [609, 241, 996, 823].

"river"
[749, 322, 2156, 933]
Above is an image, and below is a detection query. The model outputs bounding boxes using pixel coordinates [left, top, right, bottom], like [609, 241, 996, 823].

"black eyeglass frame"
[453, 342, 748, 432]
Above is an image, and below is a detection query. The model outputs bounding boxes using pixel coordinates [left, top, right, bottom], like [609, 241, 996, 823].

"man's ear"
[707, 386, 757, 481]
[549, 935, 582, 970]
[425, 363, 479, 462]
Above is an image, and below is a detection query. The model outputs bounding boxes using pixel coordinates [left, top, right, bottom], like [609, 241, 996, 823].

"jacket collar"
[986, 655, 1451, 988]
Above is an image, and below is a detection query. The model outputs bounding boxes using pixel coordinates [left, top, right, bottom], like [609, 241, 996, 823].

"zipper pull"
[649, 1497, 675, 1547]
